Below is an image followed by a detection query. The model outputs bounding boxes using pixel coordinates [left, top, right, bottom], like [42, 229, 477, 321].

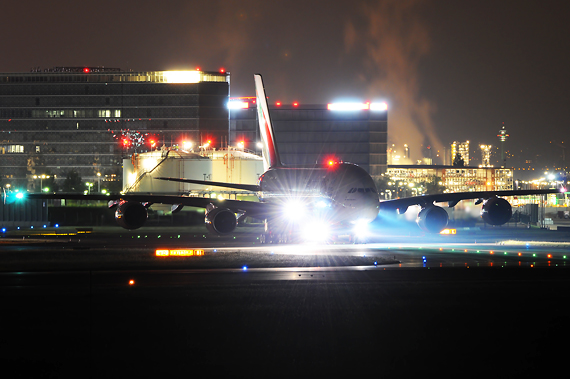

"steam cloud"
[344, 0, 443, 163]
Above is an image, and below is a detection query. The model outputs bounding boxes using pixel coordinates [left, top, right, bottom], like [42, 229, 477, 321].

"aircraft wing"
[21, 192, 274, 219]
[379, 189, 559, 214]
[155, 177, 261, 192]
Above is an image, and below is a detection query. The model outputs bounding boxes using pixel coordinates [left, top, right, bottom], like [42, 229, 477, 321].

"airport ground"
[1, 223, 569, 378]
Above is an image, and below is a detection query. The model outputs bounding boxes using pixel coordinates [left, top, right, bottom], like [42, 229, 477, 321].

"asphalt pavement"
[1, 225, 569, 378]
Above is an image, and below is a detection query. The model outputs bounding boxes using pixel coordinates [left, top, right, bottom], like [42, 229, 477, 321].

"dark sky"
[2, 0, 569, 167]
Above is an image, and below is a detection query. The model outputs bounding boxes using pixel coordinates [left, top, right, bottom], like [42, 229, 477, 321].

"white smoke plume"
[345, 0, 443, 163]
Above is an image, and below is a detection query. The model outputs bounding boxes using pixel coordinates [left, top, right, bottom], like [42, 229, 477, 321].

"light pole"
[97, 172, 101, 193]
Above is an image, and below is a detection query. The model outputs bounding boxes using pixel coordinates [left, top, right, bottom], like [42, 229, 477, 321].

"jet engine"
[115, 201, 148, 230]
[481, 197, 512, 225]
[416, 205, 449, 233]
[205, 207, 237, 234]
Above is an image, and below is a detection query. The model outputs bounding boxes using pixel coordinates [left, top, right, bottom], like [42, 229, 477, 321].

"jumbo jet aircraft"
[5, 74, 558, 243]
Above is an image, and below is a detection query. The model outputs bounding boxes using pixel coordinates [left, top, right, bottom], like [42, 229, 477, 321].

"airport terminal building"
[0, 68, 229, 191]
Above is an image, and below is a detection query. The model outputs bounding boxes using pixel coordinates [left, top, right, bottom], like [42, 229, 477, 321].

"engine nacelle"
[481, 197, 512, 225]
[205, 207, 237, 235]
[416, 205, 449, 233]
[115, 201, 148, 230]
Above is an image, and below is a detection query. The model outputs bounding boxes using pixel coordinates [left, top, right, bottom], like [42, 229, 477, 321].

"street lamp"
[97, 172, 101, 193]
[33, 174, 49, 192]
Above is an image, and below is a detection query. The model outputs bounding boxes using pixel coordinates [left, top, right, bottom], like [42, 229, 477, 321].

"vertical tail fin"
[254, 74, 283, 170]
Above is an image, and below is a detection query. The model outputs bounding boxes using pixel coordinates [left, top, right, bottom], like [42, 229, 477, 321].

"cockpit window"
[357, 188, 364, 193]
[348, 188, 356, 193]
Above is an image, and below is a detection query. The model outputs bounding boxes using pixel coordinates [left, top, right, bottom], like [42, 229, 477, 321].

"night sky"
[2, 0, 569, 169]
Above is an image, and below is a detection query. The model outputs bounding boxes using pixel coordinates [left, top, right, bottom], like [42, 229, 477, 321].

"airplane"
[4, 74, 559, 243]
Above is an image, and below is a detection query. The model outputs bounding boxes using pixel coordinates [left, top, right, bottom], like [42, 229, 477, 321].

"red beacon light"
[83, 67, 90, 73]
[292, 102, 299, 107]
[275, 101, 282, 106]
[196, 67, 201, 71]
[219, 68, 225, 73]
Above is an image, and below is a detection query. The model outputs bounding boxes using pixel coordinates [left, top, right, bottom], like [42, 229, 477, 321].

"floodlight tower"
[497, 122, 509, 167]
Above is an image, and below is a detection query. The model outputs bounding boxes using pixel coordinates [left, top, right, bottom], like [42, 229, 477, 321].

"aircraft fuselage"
[258, 163, 379, 225]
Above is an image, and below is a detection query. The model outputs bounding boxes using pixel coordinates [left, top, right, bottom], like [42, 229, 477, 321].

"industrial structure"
[386, 164, 513, 194]
[480, 145, 492, 167]
[451, 141, 470, 166]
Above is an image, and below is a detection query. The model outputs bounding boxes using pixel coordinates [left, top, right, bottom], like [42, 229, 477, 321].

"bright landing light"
[301, 222, 330, 242]
[353, 219, 370, 239]
[283, 200, 306, 221]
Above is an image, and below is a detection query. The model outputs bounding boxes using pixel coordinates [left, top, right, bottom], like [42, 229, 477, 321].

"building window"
[4, 145, 24, 153]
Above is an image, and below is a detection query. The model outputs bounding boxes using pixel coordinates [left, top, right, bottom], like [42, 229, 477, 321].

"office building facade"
[0, 68, 229, 191]
[230, 99, 388, 180]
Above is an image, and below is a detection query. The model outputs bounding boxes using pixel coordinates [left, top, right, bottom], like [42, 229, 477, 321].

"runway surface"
[1, 225, 569, 377]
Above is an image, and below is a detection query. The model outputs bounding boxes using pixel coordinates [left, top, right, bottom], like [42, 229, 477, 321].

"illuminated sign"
[440, 229, 457, 235]
[155, 249, 205, 257]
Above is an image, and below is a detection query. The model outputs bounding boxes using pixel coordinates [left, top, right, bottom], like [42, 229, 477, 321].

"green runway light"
[564, 256, 567, 259]
[504, 252, 508, 255]
[533, 253, 536, 257]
